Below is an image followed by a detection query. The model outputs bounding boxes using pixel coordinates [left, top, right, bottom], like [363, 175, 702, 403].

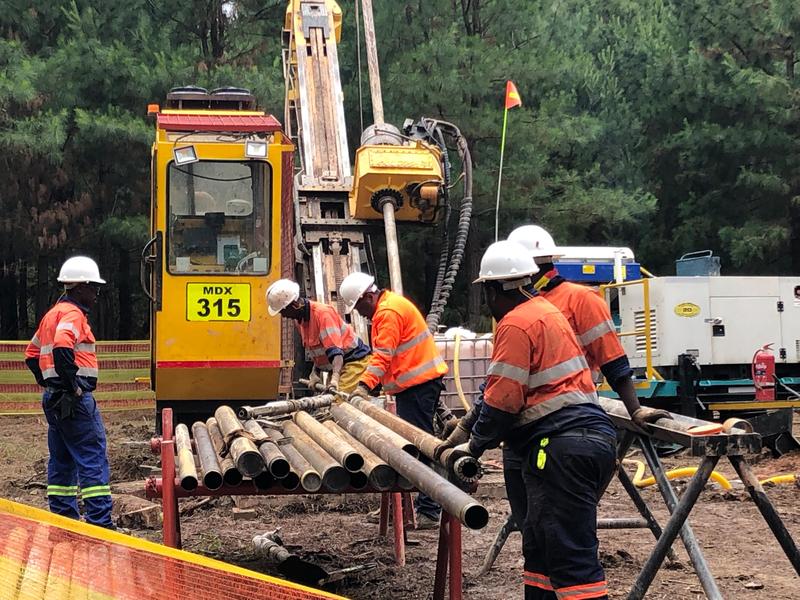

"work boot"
[415, 513, 440, 531]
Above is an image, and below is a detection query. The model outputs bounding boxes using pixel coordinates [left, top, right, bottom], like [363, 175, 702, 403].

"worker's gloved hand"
[632, 406, 672, 430]
[438, 417, 459, 440]
[307, 368, 322, 391]
[349, 383, 371, 402]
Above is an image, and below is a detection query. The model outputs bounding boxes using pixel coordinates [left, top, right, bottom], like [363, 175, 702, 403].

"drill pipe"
[214, 405, 247, 445]
[283, 421, 349, 492]
[331, 404, 489, 530]
[244, 420, 290, 479]
[323, 420, 397, 491]
[264, 428, 322, 492]
[294, 411, 364, 473]
[349, 396, 482, 483]
[174, 424, 198, 491]
[253, 470, 274, 490]
[334, 402, 419, 458]
[206, 418, 243, 486]
[237, 394, 335, 420]
[349, 470, 369, 490]
[191, 422, 223, 490]
[229, 436, 266, 478]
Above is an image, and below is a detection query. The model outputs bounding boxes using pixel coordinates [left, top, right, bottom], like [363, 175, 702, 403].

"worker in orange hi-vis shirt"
[24, 256, 113, 529]
[339, 272, 448, 529]
[450, 240, 618, 600]
[266, 279, 371, 393]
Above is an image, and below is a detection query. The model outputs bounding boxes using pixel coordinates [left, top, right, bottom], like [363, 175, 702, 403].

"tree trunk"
[35, 255, 50, 322]
[0, 261, 19, 339]
[467, 219, 483, 327]
[789, 196, 800, 274]
[17, 261, 28, 338]
[118, 247, 132, 339]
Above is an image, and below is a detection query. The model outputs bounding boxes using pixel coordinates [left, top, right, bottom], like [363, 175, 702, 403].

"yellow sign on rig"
[186, 283, 251, 322]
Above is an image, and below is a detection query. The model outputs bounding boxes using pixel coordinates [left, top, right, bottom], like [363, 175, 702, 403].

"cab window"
[167, 160, 270, 274]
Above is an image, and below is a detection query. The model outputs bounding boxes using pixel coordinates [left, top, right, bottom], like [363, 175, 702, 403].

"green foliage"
[2, 0, 800, 336]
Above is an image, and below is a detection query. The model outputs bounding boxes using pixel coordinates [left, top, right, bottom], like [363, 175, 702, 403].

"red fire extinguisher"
[752, 344, 776, 402]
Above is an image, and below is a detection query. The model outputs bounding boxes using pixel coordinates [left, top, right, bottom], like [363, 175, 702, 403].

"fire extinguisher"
[752, 344, 776, 402]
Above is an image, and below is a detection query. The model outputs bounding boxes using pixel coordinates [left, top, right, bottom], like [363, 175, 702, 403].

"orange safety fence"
[0, 498, 346, 600]
[0, 341, 154, 416]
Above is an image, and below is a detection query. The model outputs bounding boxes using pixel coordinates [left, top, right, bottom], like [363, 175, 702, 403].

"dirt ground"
[1, 410, 799, 599]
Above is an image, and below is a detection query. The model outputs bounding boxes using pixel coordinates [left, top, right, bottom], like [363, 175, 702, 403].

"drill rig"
[142, 0, 472, 420]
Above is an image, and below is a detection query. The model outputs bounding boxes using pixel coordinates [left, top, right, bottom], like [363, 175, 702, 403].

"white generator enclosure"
[617, 276, 800, 369]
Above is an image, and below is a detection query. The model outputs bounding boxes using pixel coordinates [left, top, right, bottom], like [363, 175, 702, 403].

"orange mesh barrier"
[0, 499, 345, 600]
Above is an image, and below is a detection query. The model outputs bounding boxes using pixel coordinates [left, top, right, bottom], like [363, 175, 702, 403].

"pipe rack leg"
[447, 513, 462, 600]
[161, 408, 180, 549]
[632, 449, 722, 600]
[379, 492, 389, 536]
[433, 516, 449, 600]
[392, 491, 405, 566]
[728, 456, 800, 576]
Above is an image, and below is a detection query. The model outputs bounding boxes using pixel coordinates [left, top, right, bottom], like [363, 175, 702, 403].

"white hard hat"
[266, 279, 300, 316]
[339, 272, 376, 314]
[507, 225, 564, 260]
[57, 256, 106, 285]
[473, 240, 539, 283]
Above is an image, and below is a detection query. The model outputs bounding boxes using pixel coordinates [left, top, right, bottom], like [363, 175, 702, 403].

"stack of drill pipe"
[282, 421, 350, 492]
[206, 417, 243, 486]
[214, 406, 265, 477]
[265, 428, 322, 492]
[331, 403, 489, 530]
[349, 396, 482, 483]
[174, 423, 199, 491]
[191, 421, 224, 490]
[237, 394, 335, 420]
[293, 411, 365, 473]
[323, 420, 397, 491]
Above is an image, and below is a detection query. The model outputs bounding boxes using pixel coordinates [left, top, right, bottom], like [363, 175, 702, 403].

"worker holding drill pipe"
[339, 271, 448, 530]
[450, 239, 617, 599]
[441, 225, 671, 531]
[23, 256, 114, 529]
[266, 278, 371, 393]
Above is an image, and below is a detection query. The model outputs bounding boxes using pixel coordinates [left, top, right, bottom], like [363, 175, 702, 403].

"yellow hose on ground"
[623, 459, 797, 489]
[623, 459, 733, 490]
[453, 333, 471, 411]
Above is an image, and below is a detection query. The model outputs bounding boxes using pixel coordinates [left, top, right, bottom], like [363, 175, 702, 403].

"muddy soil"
[1, 410, 798, 599]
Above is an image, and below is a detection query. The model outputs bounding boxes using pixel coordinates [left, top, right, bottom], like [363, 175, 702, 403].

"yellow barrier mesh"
[0, 499, 345, 600]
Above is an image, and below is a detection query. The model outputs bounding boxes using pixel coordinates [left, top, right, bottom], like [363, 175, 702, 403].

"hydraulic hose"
[428, 126, 452, 323]
[624, 459, 797, 489]
[425, 120, 473, 333]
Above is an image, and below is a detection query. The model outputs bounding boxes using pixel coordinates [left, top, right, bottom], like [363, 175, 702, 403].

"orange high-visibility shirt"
[483, 296, 598, 424]
[360, 291, 448, 394]
[25, 301, 98, 385]
[542, 281, 625, 370]
[297, 301, 368, 369]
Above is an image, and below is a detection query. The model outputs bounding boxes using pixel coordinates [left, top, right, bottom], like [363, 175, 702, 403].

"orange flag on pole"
[504, 80, 522, 110]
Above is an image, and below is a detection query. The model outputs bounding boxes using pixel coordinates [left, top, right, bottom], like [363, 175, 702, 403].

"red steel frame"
[148, 408, 463, 600]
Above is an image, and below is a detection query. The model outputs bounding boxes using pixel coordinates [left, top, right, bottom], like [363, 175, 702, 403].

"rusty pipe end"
[343, 452, 365, 474]
[180, 475, 198, 492]
[368, 464, 397, 491]
[203, 472, 224, 491]
[322, 465, 350, 492]
[237, 406, 253, 420]
[269, 457, 291, 479]
[223, 468, 243, 487]
[397, 475, 414, 490]
[349, 471, 369, 490]
[280, 471, 301, 491]
[149, 437, 161, 455]
[300, 470, 323, 493]
[462, 502, 490, 530]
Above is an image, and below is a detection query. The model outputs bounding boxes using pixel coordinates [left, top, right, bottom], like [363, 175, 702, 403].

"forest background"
[1, 0, 799, 339]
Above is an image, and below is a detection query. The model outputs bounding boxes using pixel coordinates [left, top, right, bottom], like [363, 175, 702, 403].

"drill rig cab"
[141, 86, 296, 422]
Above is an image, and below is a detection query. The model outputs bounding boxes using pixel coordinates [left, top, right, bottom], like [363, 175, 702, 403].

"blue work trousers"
[395, 377, 444, 520]
[42, 390, 113, 528]
[521, 431, 616, 600]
